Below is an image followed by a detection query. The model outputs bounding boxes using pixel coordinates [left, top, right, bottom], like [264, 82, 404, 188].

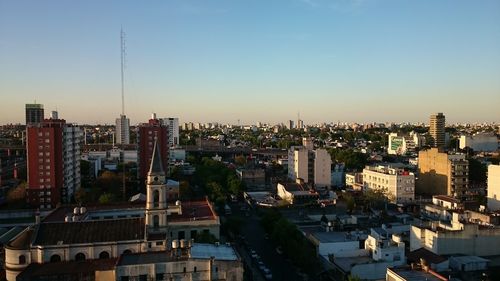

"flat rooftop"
[311, 231, 364, 243]
[191, 243, 239, 261]
[388, 267, 446, 281]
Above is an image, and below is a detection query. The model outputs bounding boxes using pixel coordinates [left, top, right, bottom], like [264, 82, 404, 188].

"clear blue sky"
[1, 0, 499, 125]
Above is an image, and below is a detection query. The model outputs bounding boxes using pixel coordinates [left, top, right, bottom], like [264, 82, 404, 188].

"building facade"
[25, 103, 44, 125]
[115, 114, 130, 145]
[26, 117, 82, 209]
[362, 165, 415, 204]
[459, 132, 498, 152]
[288, 138, 331, 188]
[417, 148, 469, 200]
[137, 114, 169, 182]
[163, 117, 180, 147]
[387, 132, 424, 155]
[487, 165, 500, 211]
[429, 113, 445, 149]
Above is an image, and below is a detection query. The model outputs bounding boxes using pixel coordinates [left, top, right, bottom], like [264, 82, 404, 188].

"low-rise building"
[236, 168, 266, 191]
[277, 180, 319, 205]
[459, 132, 498, 152]
[345, 172, 363, 190]
[410, 213, 500, 257]
[362, 165, 415, 204]
[331, 232, 406, 280]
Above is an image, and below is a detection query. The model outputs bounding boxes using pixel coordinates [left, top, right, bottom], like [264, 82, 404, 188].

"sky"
[1, 0, 499, 125]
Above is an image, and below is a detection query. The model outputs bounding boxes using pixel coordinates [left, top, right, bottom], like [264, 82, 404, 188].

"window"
[191, 230, 198, 240]
[156, 241, 163, 246]
[74, 252, 86, 261]
[153, 215, 159, 229]
[183, 267, 186, 273]
[19, 255, 26, 264]
[153, 190, 159, 207]
[121, 277, 130, 281]
[194, 266, 197, 272]
[178, 231, 185, 240]
[50, 254, 61, 262]
[99, 251, 110, 259]
[123, 249, 132, 254]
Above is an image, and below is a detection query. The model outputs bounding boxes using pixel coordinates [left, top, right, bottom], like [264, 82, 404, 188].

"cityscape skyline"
[1, 0, 500, 124]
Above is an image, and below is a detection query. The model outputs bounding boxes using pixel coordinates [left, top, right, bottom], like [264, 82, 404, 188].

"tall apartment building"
[362, 165, 415, 203]
[163, 117, 179, 147]
[288, 138, 331, 188]
[26, 114, 82, 209]
[429, 113, 446, 149]
[137, 114, 169, 181]
[115, 114, 130, 145]
[487, 165, 500, 211]
[25, 103, 44, 125]
[417, 148, 469, 200]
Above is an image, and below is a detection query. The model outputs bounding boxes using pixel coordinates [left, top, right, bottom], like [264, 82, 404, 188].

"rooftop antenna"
[120, 27, 127, 201]
[120, 27, 126, 116]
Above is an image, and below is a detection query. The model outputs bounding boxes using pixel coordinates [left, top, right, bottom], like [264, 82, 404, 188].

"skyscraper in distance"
[116, 114, 130, 145]
[430, 113, 446, 149]
[163, 117, 179, 147]
[25, 103, 44, 125]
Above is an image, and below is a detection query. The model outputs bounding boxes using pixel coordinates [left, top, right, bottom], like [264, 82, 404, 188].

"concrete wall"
[318, 240, 363, 257]
[488, 165, 500, 211]
[417, 148, 450, 196]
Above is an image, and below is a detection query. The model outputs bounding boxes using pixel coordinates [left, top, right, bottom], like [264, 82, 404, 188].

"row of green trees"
[327, 148, 368, 170]
[260, 209, 318, 274]
[193, 157, 244, 206]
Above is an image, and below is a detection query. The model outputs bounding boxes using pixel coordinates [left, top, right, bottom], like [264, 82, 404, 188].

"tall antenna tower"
[120, 28, 126, 116]
[120, 28, 127, 201]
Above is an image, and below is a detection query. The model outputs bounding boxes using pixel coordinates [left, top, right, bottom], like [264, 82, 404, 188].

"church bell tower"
[145, 138, 168, 232]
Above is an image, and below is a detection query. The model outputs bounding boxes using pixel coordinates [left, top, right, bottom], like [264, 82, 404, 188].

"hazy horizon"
[1, 0, 499, 125]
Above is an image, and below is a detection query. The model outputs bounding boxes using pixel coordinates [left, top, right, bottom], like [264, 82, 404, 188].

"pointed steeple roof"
[148, 137, 164, 175]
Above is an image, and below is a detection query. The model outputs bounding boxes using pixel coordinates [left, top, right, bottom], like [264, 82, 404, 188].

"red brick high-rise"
[26, 116, 81, 209]
[137, 114, 169, 183]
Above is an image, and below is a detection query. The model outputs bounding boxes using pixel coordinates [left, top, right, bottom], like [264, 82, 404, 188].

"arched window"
[123, 249, 132, 254]
[50, 254, 61, 263]
[153, 215, 159, 229]
[75, 252, 86, 261]
[153, 190, 160, 207]
[18, 255, 26, 265]
[99, 251, 110, 259]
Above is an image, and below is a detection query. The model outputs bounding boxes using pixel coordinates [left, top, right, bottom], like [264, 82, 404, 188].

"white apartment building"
[410, 213, 500, 257]
[331, 231, 406, 280]
[362, 165, 415, 204]
[115, 114, 130, 145]
[163, 117, 180, 147]
[459, 132, 498, 152]
[288, 138, 331, 188]
[387, 132, 424, 155]
[62, 125, 82, 203]
[487, 165, 500, 211]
